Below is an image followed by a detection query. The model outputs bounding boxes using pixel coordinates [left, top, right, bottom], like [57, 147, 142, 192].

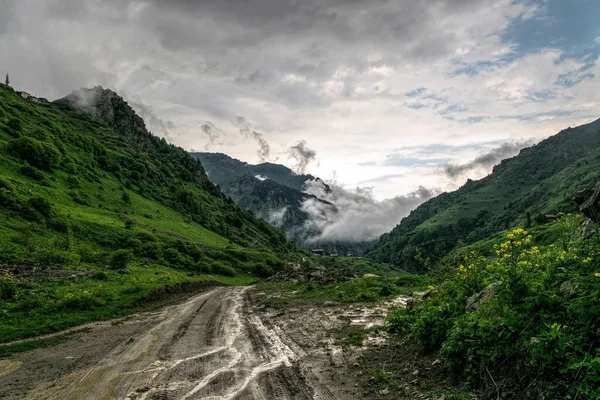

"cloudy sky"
[1, 0, 599, 200]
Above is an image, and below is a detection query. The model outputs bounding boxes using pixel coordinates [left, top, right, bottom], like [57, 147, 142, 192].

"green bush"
[210, 261, 236, 277]
[136, 242, 162, 260]
[397, 218, 600, 398]
[60, 289, 103, 310]
[0, 273, 18, 300]
[27, 196, 52, 217]
[36, 248, 77, 265]
[163, 247, 194, 268]
[8, 136, 61, 171]
[109, 249, 133, 269]
[19, 165, 44, 180]
[6, 118, 23, 137]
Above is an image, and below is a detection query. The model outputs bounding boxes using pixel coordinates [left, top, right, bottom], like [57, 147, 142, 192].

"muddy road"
[0, 286, 358, 400]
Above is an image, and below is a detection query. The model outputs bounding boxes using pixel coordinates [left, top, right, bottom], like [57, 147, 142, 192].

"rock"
[577, 218, 597, 240]
[117, 268, 132, 274]
[432, 358, 442, 367]
[412, 369, 420, 376]
[466, 282, 500, 310]
[378, 388, 390, 395]
[575, 182, 600, 223]
[530, 337, 541, 345]
[65, 356, 75, 360]
[559, 280, 576, 298]
[363, 274, 380, 278]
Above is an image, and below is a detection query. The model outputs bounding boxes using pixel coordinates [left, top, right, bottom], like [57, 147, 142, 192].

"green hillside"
[366, 118, 600, 271]
[0, 84, 291, 342]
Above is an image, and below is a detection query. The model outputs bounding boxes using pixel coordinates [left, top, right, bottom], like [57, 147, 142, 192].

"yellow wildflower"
[595, 272, 600, 278]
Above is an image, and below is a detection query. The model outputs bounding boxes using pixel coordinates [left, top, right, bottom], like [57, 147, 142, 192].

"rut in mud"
[0, 287, 344, 400]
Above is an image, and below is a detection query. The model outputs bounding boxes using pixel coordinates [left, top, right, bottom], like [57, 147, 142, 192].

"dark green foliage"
[8, 136, 61, 170]
[109, 249, 133, 269]
[6, 118, 23, 137]
[210, 261, 236, 277]
[0, 273, 18, 300]
[18, 165, 44, 180]
[27, 196, 52, 217]
[391, 219, 600, 398]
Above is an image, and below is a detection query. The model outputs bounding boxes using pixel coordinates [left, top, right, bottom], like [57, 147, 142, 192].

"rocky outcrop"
[574, 182, 600, 223]
[466, 282, 500, 310]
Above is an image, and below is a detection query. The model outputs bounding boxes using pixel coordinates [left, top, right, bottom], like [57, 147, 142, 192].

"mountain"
[366, 117, 600, 272]
[191, 152, 374, 255]
[0, 84, 292, 273]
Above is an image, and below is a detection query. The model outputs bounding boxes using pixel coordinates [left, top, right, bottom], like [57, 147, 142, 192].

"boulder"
[559, 280, 576, 298]
[362, 273, 379, 278]
[466, 282, 500, 310]
[575, 182, 600, 223]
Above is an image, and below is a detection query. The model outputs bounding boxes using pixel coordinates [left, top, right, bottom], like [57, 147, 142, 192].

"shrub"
[163, 247, 193, 268]
[8, 136, 61, 170]
[210, 261, 236, 277]
[253, 263, 274, 278]
[91, 271, 109, 281]
[36, 248, 76, 265]
[60, 289, 103, 310]
[0, 273, 18, 300]
[6, 118, 23, 137]
[27, 196, 52, 217]
[109, 249, 133, 269]
[19, 165, 44, 180]
[136, 242, 162, 260]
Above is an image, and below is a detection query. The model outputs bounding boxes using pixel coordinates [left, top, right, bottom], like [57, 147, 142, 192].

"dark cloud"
[443, 140, 535, 179]
[288, 140, 317, 174]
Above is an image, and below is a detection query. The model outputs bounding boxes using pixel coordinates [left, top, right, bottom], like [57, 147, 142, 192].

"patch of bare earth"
[0, 284, 472, 399]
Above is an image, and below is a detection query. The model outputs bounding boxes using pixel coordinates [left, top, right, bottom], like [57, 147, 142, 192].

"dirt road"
[0, 286, 346, 400]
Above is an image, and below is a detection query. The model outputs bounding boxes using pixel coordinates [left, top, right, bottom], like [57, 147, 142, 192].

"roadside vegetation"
[387, 214, 600, 399]
[258, 274, 431, 308]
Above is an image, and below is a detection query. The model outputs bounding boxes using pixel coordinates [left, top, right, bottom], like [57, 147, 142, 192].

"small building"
[17, 91, 31, 99]
[311, 249, 324, 256]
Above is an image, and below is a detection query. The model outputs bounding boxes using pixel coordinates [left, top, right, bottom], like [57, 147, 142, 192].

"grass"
[0, 265, 257, 344]
[257, 275, 432, 308]
[0, 335, 70, 358]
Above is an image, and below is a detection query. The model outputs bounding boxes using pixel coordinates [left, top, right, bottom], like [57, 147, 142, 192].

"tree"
[5, 73, 9, 86]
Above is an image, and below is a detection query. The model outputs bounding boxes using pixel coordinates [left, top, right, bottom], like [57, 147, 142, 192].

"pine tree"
[5, 73, 9, 86]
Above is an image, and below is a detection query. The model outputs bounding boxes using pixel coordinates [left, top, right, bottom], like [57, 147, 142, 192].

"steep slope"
[0, 84, 293, 279]
[192, 152, 374, 255]
[366, 118, 600, 271]
[0, 84, 295, 341]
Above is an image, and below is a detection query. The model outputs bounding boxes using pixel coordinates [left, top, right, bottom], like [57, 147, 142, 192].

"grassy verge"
[256, 275, 432, 308]
[0, 265, 257, 344]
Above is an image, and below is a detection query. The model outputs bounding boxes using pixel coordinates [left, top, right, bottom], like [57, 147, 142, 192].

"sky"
[1, 0, 599, 201]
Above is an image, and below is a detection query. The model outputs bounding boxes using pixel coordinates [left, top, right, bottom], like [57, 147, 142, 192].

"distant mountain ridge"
[366, 117, 600, 272]
[191, 152, 374, 255]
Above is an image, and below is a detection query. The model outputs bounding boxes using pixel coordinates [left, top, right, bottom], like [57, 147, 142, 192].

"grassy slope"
[0, 84, 293, 343]
[367, 118, 600, 271]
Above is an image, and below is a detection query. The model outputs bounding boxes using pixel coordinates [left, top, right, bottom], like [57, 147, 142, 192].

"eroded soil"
[0, 285, 461, 400]
[0, 286, 349, 399]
